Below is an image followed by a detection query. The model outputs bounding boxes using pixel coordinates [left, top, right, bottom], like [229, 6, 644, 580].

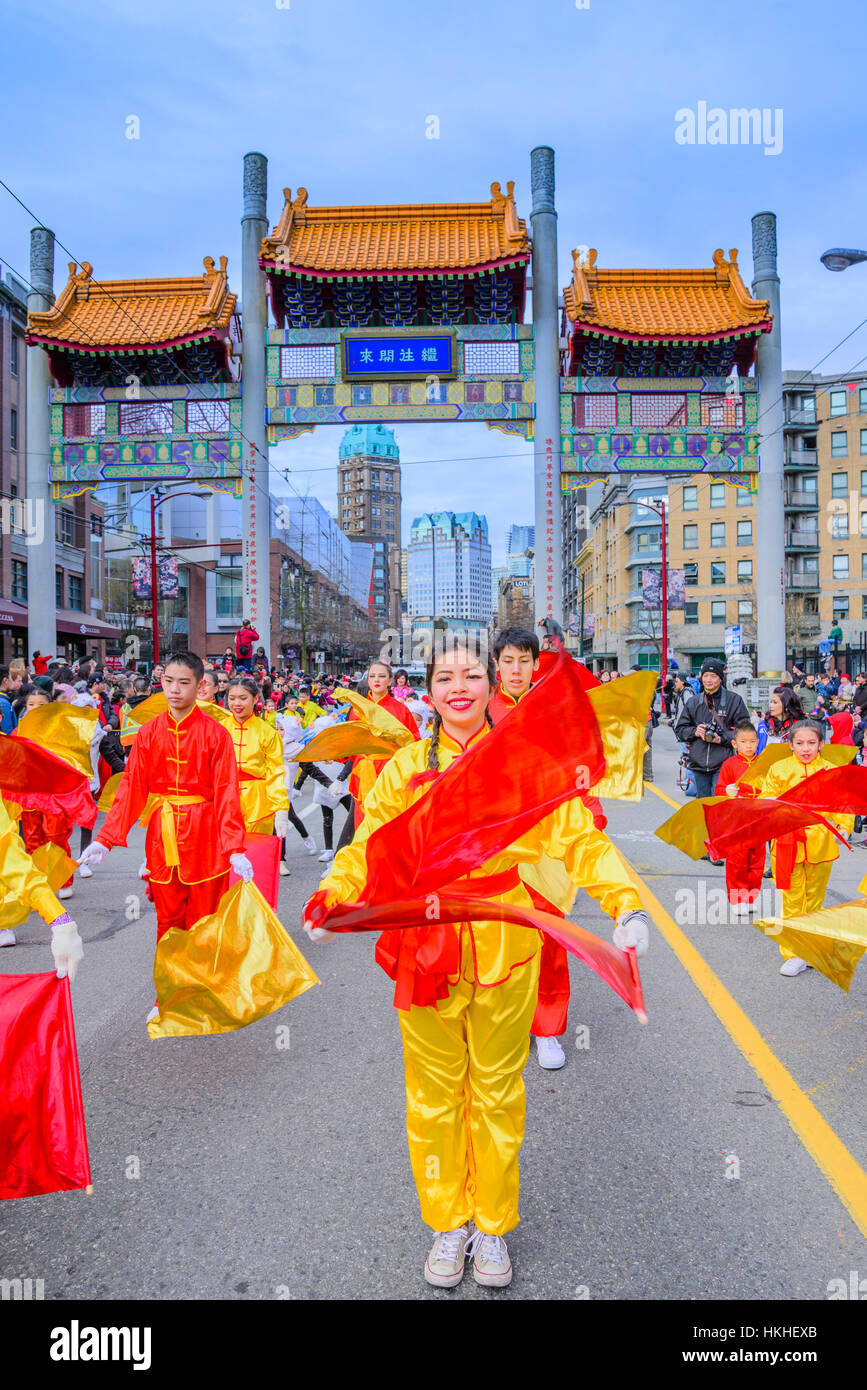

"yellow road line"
[646, 782, 681, 810]
[617, 845, 867, 1238]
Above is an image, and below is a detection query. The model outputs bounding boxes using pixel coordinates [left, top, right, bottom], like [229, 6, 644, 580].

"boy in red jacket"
[713, 718, 764, 915]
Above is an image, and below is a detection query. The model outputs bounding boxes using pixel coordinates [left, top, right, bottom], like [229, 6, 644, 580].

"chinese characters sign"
[341, 330, 456, 381]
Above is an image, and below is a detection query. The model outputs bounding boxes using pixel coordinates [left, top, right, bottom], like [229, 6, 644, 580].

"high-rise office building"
[407, 512, 491, 633]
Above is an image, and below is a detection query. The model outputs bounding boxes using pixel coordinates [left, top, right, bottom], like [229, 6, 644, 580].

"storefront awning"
[55, 612, 123, 640]
[0, 600, 28, 627]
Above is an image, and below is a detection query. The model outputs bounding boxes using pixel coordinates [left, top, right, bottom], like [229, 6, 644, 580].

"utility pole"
[579, 572, 585, 659]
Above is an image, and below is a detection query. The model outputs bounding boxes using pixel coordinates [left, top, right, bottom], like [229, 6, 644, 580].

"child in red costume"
[78, 653, 252, 958]
[713, 718, 764, 914]
[491, 626, 599, 1072]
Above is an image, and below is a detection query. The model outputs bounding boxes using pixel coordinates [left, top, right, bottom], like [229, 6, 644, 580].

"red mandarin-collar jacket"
[97, 704, 246, 884]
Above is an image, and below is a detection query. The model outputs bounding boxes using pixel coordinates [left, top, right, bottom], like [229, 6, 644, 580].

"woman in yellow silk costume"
[224, 677, 290, 837]
[761, 718, 855, 978]
[303, 647, 649, 1292]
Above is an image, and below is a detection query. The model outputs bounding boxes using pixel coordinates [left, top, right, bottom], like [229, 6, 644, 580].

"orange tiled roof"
[260, 183, 530, 276]
[26, 257, 236, 352]
[563, 248, 771, 339]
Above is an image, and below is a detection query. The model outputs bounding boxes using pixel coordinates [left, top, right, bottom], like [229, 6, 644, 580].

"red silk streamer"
[362, 652, 606, 905]
[0, 736, 97, 828]
[309, 893, 646, 1023]
[0, 972, 91, 1199]
[305, 655, 641, 1013]
[703, 765, 867, 858]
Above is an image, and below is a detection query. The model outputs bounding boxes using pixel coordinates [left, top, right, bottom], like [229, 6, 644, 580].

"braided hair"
[424, 649, 496, 774]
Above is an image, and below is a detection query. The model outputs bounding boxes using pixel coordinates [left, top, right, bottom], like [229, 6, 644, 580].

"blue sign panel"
[342, 330, 455, 380]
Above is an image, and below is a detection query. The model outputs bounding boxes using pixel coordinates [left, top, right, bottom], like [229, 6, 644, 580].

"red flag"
[0, 736, 97, 828]
[230, 832, 281, 909]
[0, 973, 91, 1199]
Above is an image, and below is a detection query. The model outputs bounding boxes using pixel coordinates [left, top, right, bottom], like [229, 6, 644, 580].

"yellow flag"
[31, 842, 78, 891]
[754, 901, 867, 993]
[121, 693, 168, 745]
[148, 880, 319, 1039]
[587, 671, 657, 801]
[654, 795, 731, 860]
[97, 772, 124, 813]
[16, 703, 98, 780]
[332, 687, 415, 747]
[290, 722, 402, 763]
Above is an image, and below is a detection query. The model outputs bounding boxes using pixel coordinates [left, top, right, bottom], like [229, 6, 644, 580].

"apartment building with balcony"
[782, 371, 867, 649]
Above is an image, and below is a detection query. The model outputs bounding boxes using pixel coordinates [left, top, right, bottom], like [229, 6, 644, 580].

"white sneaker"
[728, 900, 754, 917]
[424, 1226, 469, 1288]
[0, 929, 16, 948]
[467, 1230, 512, 1288]
[145, 1005, 159, 1024]
[780, 957, 808, 977]
[535, 1035, 566, 1070]
[78, 864, 94, 879]
[303, 837, 317, 856]
[318, 849, 334, 863]
[58, 886, 74, 901]
[278, 862, 291, 877]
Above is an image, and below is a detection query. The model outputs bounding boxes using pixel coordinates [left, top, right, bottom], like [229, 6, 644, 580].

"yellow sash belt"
[140, 793, 208, 868]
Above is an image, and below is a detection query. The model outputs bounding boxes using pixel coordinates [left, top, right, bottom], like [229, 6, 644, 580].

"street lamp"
[820, 248, 867, 273]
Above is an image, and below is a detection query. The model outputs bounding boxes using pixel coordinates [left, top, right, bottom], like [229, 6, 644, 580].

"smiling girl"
[304, 647, 648, 1291]
[224, 677, 291, 842]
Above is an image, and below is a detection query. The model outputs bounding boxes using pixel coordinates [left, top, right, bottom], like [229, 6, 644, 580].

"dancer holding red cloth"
[761, 719, 855, 977]
[303, 646, 649, 1290]
[77, 653, 252, 1010]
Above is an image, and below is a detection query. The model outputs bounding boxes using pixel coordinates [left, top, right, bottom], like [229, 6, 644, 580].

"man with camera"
[674, 658, 750, 798]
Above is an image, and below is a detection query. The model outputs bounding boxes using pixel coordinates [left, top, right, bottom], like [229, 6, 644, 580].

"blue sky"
[2, 0, 864, 563]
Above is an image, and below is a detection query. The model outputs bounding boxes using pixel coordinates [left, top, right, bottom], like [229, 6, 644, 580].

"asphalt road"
[2, 725, 865, 1301]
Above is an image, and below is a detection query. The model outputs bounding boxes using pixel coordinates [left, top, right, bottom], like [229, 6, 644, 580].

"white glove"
[726, 783, 738, 797]
[139, 860, 150, 879]
[78, 841, 108, 869]
[289, 784, 302, 804]
[302, 919, 336, 943]
[274, 810, 290, 838]
[50, 915, 84, 982]
[613, 910, 650, 959]
[329, 781, 348, 799]
[230, 852, 255, 883]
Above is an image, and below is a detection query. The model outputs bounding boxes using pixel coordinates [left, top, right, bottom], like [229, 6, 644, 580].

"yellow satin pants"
[779, 861, 832, 959]
[397, 930, 541, 1237]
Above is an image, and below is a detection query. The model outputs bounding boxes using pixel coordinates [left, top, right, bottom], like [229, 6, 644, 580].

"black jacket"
[674, 685, 750, 774]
